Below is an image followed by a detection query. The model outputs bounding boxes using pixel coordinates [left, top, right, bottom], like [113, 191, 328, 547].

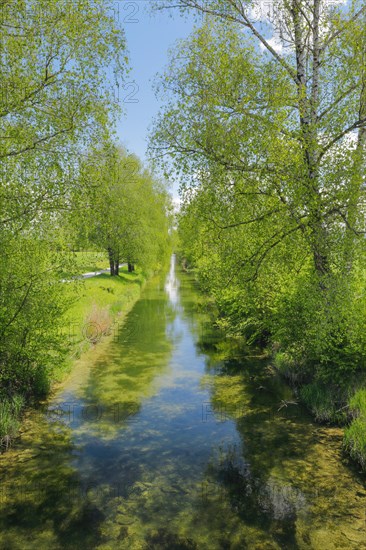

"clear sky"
[113, 2, 196, 199]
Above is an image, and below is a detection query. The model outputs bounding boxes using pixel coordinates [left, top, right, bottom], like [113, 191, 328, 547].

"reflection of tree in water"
[74, 292, 175, 440]
[192, 314, 366, 548]
[0, 418, 107, 550]
[203, 441, 305, 549]
[197, 339, 314, 547]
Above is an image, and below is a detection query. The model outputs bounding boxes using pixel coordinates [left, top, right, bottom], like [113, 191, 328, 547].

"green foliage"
[271, 269, 366, 386]
[0, 232, 72, 399]
[344, 388, 366, 468]
[150, 1, 366, 467]
[273, 351, 302, 385]
[77, 144, 173, 274]
[0, 0, 127, 233]
[0, 394, 25, 445]
[344, 418, 366, 470]
[349, 388, 366, 418]
[0, 1, 128, 413]
[300, 383, 338, 423]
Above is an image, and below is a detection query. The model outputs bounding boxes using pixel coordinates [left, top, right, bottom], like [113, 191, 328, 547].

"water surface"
[1, 255, 366, 549]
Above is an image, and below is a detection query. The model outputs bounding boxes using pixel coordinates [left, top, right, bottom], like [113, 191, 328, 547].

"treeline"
[150, 2, 366, 467]
[0, 1, 171, 445]
[73, 145, 172, 276]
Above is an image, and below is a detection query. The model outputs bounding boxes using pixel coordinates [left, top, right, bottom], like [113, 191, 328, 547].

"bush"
[0, 234, 72, 401]
[273, 350, 304, 385]
[272, 269, 366, 387]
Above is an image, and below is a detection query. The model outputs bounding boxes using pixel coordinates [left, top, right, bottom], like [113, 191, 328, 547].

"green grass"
[344, 417, 366, 469]
[73, 250, 109, 272]
[300, 382, 338, 423]
[343, 388, 366, 469]
[65, 267, 144, 327]
[349, 388, 366, 417]
[0, 395, 25, 450]
[273, 351, 302, 384]
[57, 267, 146, 379]
[61, 250, 109, 278]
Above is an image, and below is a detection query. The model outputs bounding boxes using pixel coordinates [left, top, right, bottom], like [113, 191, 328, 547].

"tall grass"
[344, 389, 366, 469]
[0, 394, 25, 451]
[300, 383, 337, 423]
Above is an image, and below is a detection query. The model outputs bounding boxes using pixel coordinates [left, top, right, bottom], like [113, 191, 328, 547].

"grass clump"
[343, 389, 366, 469]
[344, 418, 366, 470]
[300, 382, 338, 423]
[348, 388, 366, 417]
[0, 394, 25, 451]
[273, 351, 304, 385]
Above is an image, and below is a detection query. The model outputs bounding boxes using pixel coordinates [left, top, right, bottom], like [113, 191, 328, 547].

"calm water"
[1, 255, 366, 549]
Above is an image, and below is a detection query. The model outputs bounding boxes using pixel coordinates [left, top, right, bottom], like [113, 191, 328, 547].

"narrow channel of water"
[0, 255, 366, 549]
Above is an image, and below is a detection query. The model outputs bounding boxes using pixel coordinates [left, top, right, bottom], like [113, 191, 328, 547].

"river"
[0, 255, 365, 549]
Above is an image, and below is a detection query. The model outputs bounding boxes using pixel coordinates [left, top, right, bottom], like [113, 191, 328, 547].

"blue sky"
[113, 2, 196, 199]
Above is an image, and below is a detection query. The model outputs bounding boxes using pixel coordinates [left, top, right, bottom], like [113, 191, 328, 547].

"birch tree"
[150, 1, 366, 384]
[152, 0, 366, 280]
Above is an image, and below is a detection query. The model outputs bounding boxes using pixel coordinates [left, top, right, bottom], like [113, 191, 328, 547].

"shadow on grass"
[95, 270, 145, 287]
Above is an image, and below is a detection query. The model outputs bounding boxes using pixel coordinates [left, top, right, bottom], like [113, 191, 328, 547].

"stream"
[0, 255, 366, 549]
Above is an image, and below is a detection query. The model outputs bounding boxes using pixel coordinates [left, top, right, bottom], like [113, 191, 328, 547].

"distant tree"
[79, 145, 172, 275]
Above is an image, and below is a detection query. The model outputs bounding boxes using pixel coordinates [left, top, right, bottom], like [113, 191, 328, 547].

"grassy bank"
[60, 250, 109, 279]
[179, 256, 366, 471]
[272, 350, 366, 469]
[0, 266, 146, 451]
[60, 266, 145, 369]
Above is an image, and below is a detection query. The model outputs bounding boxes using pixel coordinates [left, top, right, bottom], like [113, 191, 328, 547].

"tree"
[152, 1, 366, 279]
[0, 0, 128, 405]
[78, 144, 172, 275]
[150, 2, 366, 386]
[0, 0, 126, 232]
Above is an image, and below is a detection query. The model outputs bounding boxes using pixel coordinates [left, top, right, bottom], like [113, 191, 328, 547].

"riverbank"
[0, 267, 146, 453]
[272, 351, 366, 470]
[61, 267, 145, 366]
[180, 258, 366, 472]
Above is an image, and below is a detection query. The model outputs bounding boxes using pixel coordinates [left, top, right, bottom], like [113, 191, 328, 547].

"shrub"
[273, 350, 304, 385]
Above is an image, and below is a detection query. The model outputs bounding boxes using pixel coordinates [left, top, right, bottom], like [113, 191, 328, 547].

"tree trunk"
[114, 260, 119, 276]
[292, 0, 328, 280]
[108, 248, 115, 276]
[344, 26, 366, 272]
[128, 262, 134, 272]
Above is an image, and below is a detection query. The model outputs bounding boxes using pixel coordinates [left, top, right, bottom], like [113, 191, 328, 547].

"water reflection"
[165, 254, 179, 305]
[0, 259, 365, 549]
